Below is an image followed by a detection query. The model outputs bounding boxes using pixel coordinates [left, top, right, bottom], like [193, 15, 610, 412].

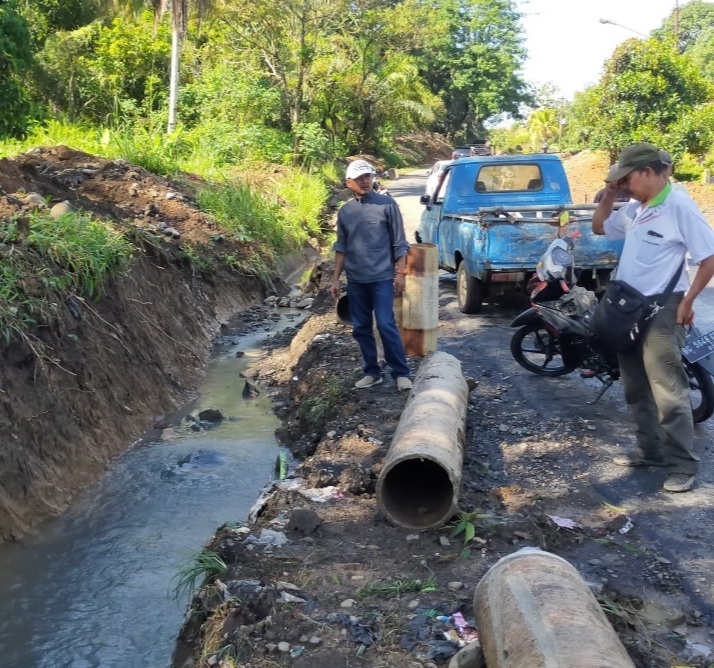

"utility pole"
[674, 0, 679, 45]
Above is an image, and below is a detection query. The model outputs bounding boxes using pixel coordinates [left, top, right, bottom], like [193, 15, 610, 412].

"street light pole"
[599, 18, 650, 39]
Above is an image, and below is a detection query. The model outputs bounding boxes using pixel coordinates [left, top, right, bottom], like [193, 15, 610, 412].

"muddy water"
[0, 311, 303, 668]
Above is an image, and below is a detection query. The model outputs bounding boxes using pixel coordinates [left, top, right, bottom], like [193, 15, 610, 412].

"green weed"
[172, 549, 227, 601]
[275, 171, 329, 240]
[356, 576, 437, 598]
[111, 125, 183, 176]
[296, 378, 344, 428]
[449, 509, 492, 558]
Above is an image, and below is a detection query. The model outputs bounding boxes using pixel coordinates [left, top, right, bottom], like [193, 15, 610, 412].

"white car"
[425, 160, 452, 198]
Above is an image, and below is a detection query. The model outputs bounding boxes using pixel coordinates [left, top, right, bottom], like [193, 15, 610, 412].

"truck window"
[475, 164, 543, 193]
[434, 168, 452, 204]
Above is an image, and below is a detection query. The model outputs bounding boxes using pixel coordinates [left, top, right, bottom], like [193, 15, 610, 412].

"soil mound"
[0, 147, 306, 541]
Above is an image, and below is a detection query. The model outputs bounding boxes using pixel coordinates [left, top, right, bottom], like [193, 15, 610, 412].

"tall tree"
[418, 0, 530, 139]
[578, 38, 713, 161]
[653, 0, 714, 54]
[223, 0, 346, 156]
[153, 0, 210, 133]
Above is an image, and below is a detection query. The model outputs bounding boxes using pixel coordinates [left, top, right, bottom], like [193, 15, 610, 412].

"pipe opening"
[380, 458, 455, 529]
[336, 294, 352, 326]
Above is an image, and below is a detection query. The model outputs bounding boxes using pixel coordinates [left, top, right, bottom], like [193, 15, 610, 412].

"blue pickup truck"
[416, 153, 623, 313]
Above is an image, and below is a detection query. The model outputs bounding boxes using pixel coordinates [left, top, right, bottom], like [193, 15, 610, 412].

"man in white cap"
[592, 142, 714, 493]
[330, 159, 412, 391]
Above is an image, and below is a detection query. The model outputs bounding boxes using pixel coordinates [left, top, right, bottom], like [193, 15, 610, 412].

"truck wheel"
[457, 263, 483, 314]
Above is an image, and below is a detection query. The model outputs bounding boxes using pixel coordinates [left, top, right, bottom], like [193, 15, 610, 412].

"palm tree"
[526, 108, 558, 152]
[153, 0, 209, 133]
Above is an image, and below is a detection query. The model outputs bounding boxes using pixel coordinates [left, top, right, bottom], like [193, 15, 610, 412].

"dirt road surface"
[389, 169, 714, 620]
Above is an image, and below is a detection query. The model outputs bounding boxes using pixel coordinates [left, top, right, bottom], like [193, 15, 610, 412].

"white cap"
[345, 159, 375, 180]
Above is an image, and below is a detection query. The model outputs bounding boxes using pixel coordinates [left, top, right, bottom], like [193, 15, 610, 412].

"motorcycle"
[510, 233, 714, 423]
[373, 178, 391, 197]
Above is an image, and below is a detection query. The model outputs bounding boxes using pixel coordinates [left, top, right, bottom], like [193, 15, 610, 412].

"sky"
[517, 0, 681, 100]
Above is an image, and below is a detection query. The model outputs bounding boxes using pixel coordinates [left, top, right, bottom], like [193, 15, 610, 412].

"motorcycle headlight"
[551, 247, 573, 266]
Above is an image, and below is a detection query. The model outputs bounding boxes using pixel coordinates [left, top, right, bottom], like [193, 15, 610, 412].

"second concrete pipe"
[376, 351, 469, 530]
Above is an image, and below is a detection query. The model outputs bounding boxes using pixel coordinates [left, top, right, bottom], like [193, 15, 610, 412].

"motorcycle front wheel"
[510, 323, 575, 377]
[683, 358, 714, 423]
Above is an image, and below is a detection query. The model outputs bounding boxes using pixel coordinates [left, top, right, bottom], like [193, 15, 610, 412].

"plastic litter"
[246, 528, 288, 547]
[548, 515, 579, 530]
[280, 592, 307, 603]
[418, 639, 461, 661]
[618, 516, 634, 534]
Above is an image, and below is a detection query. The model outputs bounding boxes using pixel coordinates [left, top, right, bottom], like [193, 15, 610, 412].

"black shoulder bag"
[591, 260, 685, 353]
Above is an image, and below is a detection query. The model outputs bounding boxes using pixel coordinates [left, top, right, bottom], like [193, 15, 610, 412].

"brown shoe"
[613, 454, 665, 467]
[663, 473, 695, 493]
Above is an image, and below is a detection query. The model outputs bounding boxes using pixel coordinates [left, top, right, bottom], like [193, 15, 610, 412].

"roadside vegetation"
[1, 0, 714, 346]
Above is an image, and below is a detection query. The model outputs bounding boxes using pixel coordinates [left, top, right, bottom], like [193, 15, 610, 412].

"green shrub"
[674, 152, 704, 181]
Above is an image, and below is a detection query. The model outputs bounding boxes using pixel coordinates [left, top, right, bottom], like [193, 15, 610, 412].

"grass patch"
[27, 211, 134, 296]
[196, 181, 286, 248]
[171, 548, 227, 601]
[296, 377, 344, 428]
[356, 576, 437, 598]
[275, 171, 329, 240]
[0, 212, 134, 344]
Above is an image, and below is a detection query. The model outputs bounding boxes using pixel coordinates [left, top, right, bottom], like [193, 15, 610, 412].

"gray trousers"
[617, 296, 699, 475]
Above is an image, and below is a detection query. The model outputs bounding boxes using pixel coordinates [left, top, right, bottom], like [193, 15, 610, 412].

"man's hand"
[330, 279, 341, 301]
[394, 273, 406, 295]
[677, 297, 695, 326]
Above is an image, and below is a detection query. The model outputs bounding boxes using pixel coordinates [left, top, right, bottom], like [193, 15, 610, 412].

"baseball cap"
[345, 159, 375, 180]
[605, 142, 660, 182]
[658, 149, 672, 166]
[605, 164, 620, 182]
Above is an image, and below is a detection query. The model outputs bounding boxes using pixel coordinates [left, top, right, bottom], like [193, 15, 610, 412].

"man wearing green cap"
[592, 142, 714, 493]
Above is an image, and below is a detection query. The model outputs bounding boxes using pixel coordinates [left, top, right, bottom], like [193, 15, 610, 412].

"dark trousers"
[618, 299, 699, 475]
[346, 279, 410, 379]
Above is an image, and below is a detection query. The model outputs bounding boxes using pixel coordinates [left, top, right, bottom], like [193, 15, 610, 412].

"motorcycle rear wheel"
[683, 358, 714, 424]
[510, 323, 575, 377]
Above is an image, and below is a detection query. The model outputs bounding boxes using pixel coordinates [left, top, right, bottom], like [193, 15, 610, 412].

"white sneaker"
[396, 377, 412, 391]
[355, 375, 383, 389]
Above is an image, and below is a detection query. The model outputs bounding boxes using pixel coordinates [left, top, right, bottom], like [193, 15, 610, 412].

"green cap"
[605, 142, 660, 182]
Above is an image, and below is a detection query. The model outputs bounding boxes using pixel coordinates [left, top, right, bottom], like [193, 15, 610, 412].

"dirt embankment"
[0, 147, 310, 541]
[562, 149, 714, 222]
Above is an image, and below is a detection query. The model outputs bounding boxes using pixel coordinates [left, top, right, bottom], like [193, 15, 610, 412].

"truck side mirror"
[420, 194, 431, 205]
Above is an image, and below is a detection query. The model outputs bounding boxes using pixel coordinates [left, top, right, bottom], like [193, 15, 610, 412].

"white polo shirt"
[604, 184, 714, 296]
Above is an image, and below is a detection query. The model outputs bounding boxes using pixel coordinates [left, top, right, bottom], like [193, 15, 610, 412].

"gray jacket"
[333, 191, 409, 283]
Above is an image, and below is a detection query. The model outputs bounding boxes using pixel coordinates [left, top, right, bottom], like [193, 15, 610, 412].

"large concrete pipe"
[474, 548, 635, 668]
[401, 244, 439, 356]
[376, 351, 468, 530]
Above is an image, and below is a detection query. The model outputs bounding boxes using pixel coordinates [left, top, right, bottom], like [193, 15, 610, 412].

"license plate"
[682, 327, 714, 363]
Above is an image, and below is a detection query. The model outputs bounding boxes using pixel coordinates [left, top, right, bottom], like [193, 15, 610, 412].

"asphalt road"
[390, 170, 714, 620]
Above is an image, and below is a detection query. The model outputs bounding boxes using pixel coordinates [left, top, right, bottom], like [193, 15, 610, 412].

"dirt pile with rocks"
[171, 263, 713, 668]
[562, 150, 714, 223]
[0, 146, 309, 541]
